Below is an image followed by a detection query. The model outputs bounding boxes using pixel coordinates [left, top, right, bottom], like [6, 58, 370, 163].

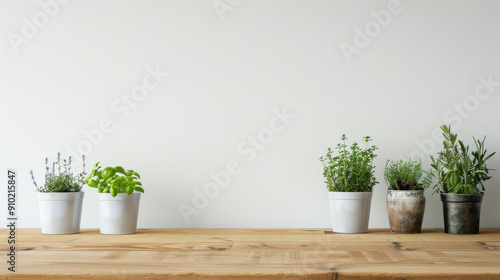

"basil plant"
[86, 162, 144, 197]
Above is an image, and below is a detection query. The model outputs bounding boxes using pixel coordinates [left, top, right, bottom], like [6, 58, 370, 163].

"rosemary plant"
[429, 125, 496, 194]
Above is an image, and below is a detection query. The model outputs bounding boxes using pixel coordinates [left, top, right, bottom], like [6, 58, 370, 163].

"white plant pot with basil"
[86, 162, 144, 234]
[30, 154, 87, 234]
[429, 125, 496, 235]
[320, 135, 378, 234]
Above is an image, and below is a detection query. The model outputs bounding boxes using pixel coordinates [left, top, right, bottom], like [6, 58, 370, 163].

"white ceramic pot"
[328, 191, 372, 234]
[37, 192, 84, 234]
[97, 192, 141, 234]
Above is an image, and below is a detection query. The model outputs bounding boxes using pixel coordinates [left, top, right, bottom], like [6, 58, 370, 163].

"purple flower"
[30, 170, 38, 189]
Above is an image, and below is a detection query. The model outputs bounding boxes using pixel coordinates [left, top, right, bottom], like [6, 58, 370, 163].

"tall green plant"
[429, 125, 496, 194]
[320, 135, 378, 192]
[384, 159, 432, 191]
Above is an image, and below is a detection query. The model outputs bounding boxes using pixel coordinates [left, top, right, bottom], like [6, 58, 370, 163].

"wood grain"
[1, 228, 499, 279]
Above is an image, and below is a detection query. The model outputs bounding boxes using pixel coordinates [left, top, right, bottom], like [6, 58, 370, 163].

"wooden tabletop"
[1, 228, 500, 279]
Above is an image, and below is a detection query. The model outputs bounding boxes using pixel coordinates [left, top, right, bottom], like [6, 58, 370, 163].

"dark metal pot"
[386, 190, 426, 234]
[440, 193, 483, 235]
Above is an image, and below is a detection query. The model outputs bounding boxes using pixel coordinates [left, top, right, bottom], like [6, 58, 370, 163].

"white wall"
[1, 0, 499, 229]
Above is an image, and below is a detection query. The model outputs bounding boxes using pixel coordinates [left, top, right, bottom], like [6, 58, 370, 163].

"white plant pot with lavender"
[86, 162, 145, 235]
[31, 153, 87, 234]
[320, 135, 378, 234]
[37, 192, 84, 234]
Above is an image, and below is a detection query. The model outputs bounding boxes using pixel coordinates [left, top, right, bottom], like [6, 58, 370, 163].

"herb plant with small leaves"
[429, 125, 496, 194]
[384, 159, 432, 191]
[320, 135, 378, 192]
[86, 162, 144, 197]
[30, 153, 87, 192]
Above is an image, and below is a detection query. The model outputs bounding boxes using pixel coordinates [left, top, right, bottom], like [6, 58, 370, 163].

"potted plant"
[86, 162, 144, 234]
[429, 125, 496, 234]
[320, 135, 378, 233]
[30, 153, 86, 234]
[384, 159, 432, 233]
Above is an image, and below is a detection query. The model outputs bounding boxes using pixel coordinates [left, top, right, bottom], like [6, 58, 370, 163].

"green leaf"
[92, 162, 100, 172]
[126, 186, 134, 195]
[110, 187, 117, 197]
[102, 167, 116, 180]
[115, 166, 126, 174]
[85, 173, 93, 184]
[134, 186, 145, 193]
[87, 179, 98, 188]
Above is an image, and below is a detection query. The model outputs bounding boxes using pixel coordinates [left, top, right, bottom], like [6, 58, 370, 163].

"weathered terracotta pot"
[386, 190, 425, 234]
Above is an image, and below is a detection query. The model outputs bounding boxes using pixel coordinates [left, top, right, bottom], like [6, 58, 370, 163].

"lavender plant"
[320, 135, 378, 192]
[30, 153, 87, 192]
